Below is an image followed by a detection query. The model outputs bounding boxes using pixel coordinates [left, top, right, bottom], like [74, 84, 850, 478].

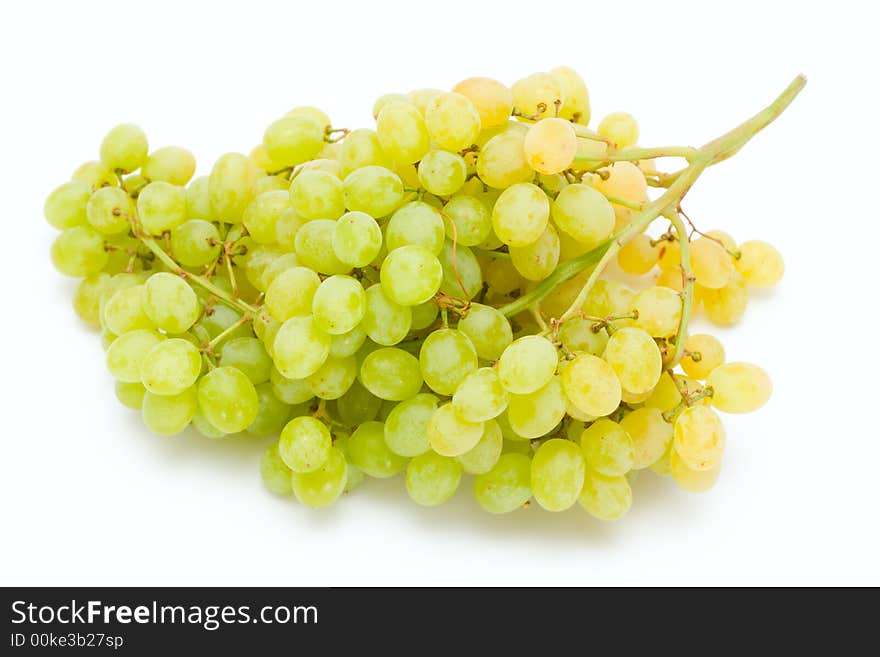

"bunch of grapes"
[45, 68, 803, 520]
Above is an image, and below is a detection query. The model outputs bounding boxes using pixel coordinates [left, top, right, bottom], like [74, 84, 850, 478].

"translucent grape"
[473, 453, 532, 514]
[45, 181, 91, 230]
[602, 327, 662, 395]
[438, 240, 482, 299]
[263, 116, 324, 167]
[419, 328, 478, 396]
[333, 211, 383, 267]
[294, 219, 351, 275]
[507, 376, 566, 439]
[410, 301, 439, 330]
[673, 404, 726, 472]
[736, 240, 784, 287]
[360, 348, 422, 401]
[359, 284, 410, 346]
[270, 366, 314, 405]
[51, 226, 108, 277]
[342, 166, 404, 219]
[208, 153, 260, 223]
[598, 112, 639, 149]
[442, 195, 491, 247]
[511, 72, 563, 119]
[631, 286, 682, 338]
[197, 366, 259, 433]
[115, 381, 146, 410]
[142, 387, 197, 436]
[142, 272, 200, 333]
[407, 88, 443, 115]
[336, 381, 381, 427]
[618, 233, 658, 275]
[285, 106, 331, 132]
[531, 438, 585, 511]
[427, 402, 484, 457]
[380, 245, 443, 306]
[219, 337, 272, 384]
[247, 382, 292, 436]
[561, 353, 622, 418]
[578, 470, 632, 520]
[348, 421, 407, 478]
[197, 305, 251, 342]
[140, 338, 201, 396]
[452, 77, 513, 129]
[700, 271, 748, 326]
[657, 238, 681, 272]
[456, 420, 503, 475]
[260, 442, 293, 495]
[406, 451, 462, 506]
[491, 183, 549, 247]
[691, 236, 734, 289]
[73, 273, 110, 327]
[106, 329, 164, 382]
[273, 315, 331, 379]
[170, 219, 221, 267]
[476, 129, 534, 189]
[102, 285, 153, 335]
[452, 367, 509, 422]
[417, 150, 466, 197]
[619, 407, 673, 469]
[312, 275, 366, 335]
[265, 266, 321, 322]
[386, 202, 445, 255]
[72, 160, 118, 190]
[278, 415, 331, 473]
[524, 118, 577, 174]
[681, 334, 725, 379]
[549, 66, 590, 124]
[591, 161, 647, 208]
[338, 129, 390, 177]
[329, 326, 367, 359]
[372, 93, 407, 119]
[86, 186, 133, 235]
[100, 123, 148, 173]
[289, 169, 344, 221]
[671, 450, 721, 493]
[497, 335, 557, 395]
[241, 190, 288, 244]
[384, 393, 438, 457]
[376, 101, 430, 164]
[291, 446, 348, 508]
[558, 317, 608, 356]
[580, 419, 635, 476]
[510, 224, 560, 281]
[141, 147, 195, 186]
[425, 92, 481, 151]
[185, 176, 212, 220]
[137, 181, 187, 234]
[706, 362, 772, 413]
[552, 183, 615, 248]
[644, 372, 683, 414]
[456, 304, 511, 361]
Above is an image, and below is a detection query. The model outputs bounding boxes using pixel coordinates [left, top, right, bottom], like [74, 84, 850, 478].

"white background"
[1, 0, 878, 586]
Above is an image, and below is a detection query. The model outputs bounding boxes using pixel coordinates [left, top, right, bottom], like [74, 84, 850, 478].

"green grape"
[141, 272, 201, 333]
[72, 160, 118, 190]
[580, 419, 635, 476]
[255, 174, 289, 195]
[361, 284, 412, 346]
[452, 77, 513, 128]
[510, 224, 560, 281]
[291, 446, 348, 508]
[644, 372, 683, 413]
[372, 93, 407, 119]
[380, 245, 443, 306]
[671, 450, 721, 493]
[419, 328, 478, 396]
[191, 410, 227, 438]
[619, 407, 673, 469]
[560, 353, 621, 418]
[406, 452, 462, 506]
[348, 421, 407, 478]
[197, 305, 252, 342]
[289, 169, 344, 221]
[507, 376, 566, 439]
[706, 362, 772, 414]
[410, 301, 439, 331]
[497, 335, 557, 394]
[376, 101, 430, 165]
[330, 326, 367, 358]
[85, 186, 133, 234]
[136, 181, 187, 234]
[338, 129, 391, 177]
[286, 105, 331, 131]
[242, 190, 289, 244]
[247, 382, 292, 436]
[523, 118, 577, 175]
[492, 183, 549, 247]
[270, 366, 314, 405]
[598, 112, 639, 149]
[332, 433, 365, 492]
[673, 405, 726, 471]
[473, 452, 532, 514]
[141, 146, 196, 186]
[383, 393, 438, 457]
[452, 367, 509, 422]
[273, 315, 331, 379]
[337, 380, 382, 426]
[558, 317, 608, 356]
[219, 337, 272, 384]
[306, 356, 357, 400]
[427, 402, 484, 457]
[406, 88, 443, 115]
[333, 211, 383, 267]
[99, 123, 148, 173]
[184, 176, 212, 219]
[294, 219, 351, 274]
[139, 338, 201, 395]
[736, 240, 784, 287]
[578, 470, 632, 520]
[342, 166, 404, 217]
[584, 280, 636, 319]
[458, 303, 513, 361]
[73, 273, 111, 327]
[442, 195, 491, 247]
[260, 442, 293, 495]
[263, 115, 325, 167]
[552, 183, 615, 248]
[279, 416, 332, 473]
[438, 240, 482, 299]
[512, 72, 563, 119]
[265, 266, 321, 322]
[425, 92, 481, 151]
[50, 226, 108, 277]
[197, 366, 260, 433]
[700, 271, 748, 326]
[630, 285, 683, 338]
[360, 348, 423, 401]
[602, 327, 662, 395]
[312, 275, 366, 334]
[531, 439, 585, 511]
[115, 381, 147, 410]
[102, 285, 153, 335]
[44, 181, 91, 230]
[681, 334, 725, 380]
[142, 386, 197, 436]
[99, 271, 143, 312]
[208, 152, 260, 223]
[417, 150, 467, 197]
[386, 202, 445, 255]
[170, 219, 221, 267]
[476, 128, 533, 189]
[260, 253, 299, 290]
[549, 66, 590, 124]
[456, 419, 503, 474]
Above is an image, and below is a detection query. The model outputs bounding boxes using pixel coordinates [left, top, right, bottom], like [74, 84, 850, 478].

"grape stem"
[204, 315, 251, 352]
[499, 74, 806, 320]
[573, 145, 698, 163]
[665, 211, 695, 367]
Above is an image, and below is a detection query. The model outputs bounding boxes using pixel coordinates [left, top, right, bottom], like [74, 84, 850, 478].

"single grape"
[360, 348, 422, 401]
[618, 233, 659, 275]
[106, 329, 164, 382]
[382, 393, 437, 457]
[50, 226, 108, 277]
[372, 93, 407, 119]
[338, 129, 391, 177]
[265, 266, 321, 322]
[644, 373, 684, 414]
[312, 275, 366, 335]
[291, 446, 348, 508]
[407, 88, 443, 115]
[673, 405, 726, 471]
[142, 387, 197, 436]
[511, 72, 563, 119]
[336, 380, 382, 427]
[671, 449, 721, 493]
[269, 366, 314, 405]
[691, 236, 734, 289]
[452, 368, 509, 423]
[170, 219, 221, 267]
[380, 245, 443, 306]
[558, 317, 608, 356]
[72, 160, 118, 190]
[428, 402, 484, 457]
[591, 162, 648, 209]
[706, 362, 772, 414]
[141, 146, 196, 186]
[406, 452, 462, 506]
[115, 381, 147, 410]
[491, 183, 549, 247]
[242, 190, 289, 244]
[247, 382, 292, 436]
[219, 337, 272, 384]
[386, 202, 445, 255]
[578, 470, 632, 520]
[507, 376, 567, 439]
[456, 420, 503, 475]
[561, 353, 622, 418]
[619, 407, 673, 469]
[425, 92, 481, 152]
[549, 66, 590, 124]
[700, 271, 748, 326]
[260, 442, 293, 495]
[476, 129, 534, 189]
[410, 301, 439, 331]
[631, 285, 683, 338]
[263, 115, 324, 167]
[273, 315, 331, 380]
[44, 181, 91, 230]
[289, 169, 345, 221]
[100, 123, 148, 173]
[473, 453, 532, 514]
[279, 415, 332, 473]
[602, 327, 662, 395]
[333, 211, 383, 267]
[524, 118, 577, 174]
[342, 166, 404, 218]
[437, 240, 483, 300]
[102, 284, 153, 335]
[347, 421, 407, 478]
[531, 438, 585, 511]
[442, 195, 491, 247]
[141, 272, 201, 334]
[260, 253, 299, 291]
[294, 219, 352, 275]
[452, 77, 513, 129]
[305, 356, 357, 400]
[681, 334, 725, 379]
[497, 335, 557, 395]
[140, 338, 201, 396]
[552, 183, 615, 248]
[457, 303, 512, 361]
[736, 240, 784, 287]
[208, 152, 260, 223]
[361, 284, 412, 346]
[329, 325, 367, 359]
[197, 366, 259, 433]
[419, 328, 478, 396]
[510, 224, 560, 281]
[580, 419, 635, 477]
[86, 186, 133, 235]
[598, 112, 639, 149]
[376, 101, 430, 165]
[137, 181, 187, 234]
[73, 273, 111, 328]
[418, 150, 467, 197]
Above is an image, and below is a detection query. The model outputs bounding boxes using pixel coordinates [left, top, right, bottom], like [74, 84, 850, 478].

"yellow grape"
[673, 405, 726, 471]
[657, 238, 681, 272]
[618, 233, 658, 275]
[509, 224, 560, 281]
[476, 128, 534, 189]
[619, 407, 672, 469]
[706, 362, 772, 414]
[560, 354, 622, 419]
[452, 77, 514, 129]
[511, 72, 563, 119]
[591, 162, 647, 208]
[700, 271, 748, 326]
[578, 470, 632, 520]
[549, 66, 590, 124]
[523, 118, 577, 174]
[602, 327, 662, 395]
[681, 334, 725, 379]
[736, 240, 784, 287]
[598, 112, 639, 149]
[691, 236, 734, 289]
[425, 92, 482, 152]
[671, 449, 721, 493]
[630, 285, 682, 338]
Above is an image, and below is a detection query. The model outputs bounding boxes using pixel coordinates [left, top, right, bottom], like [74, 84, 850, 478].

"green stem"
[574, 146, 698, 163]
[206, 315, 251, 350]
[665, 212, 694, 367]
